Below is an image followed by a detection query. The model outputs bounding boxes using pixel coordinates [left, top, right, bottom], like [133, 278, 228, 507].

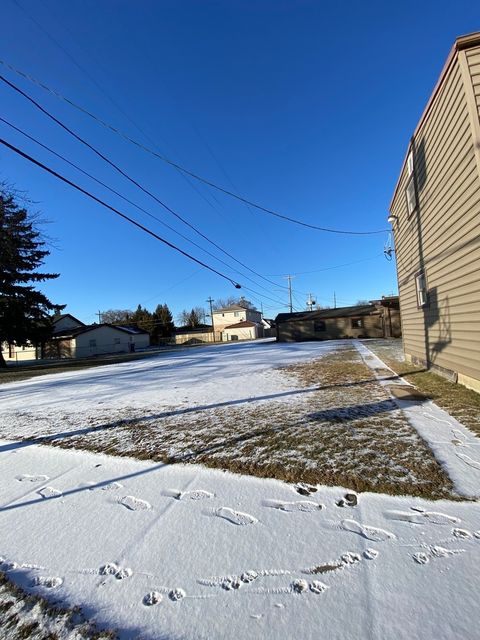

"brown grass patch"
[1, 345, 455, 499]
[366, 340, 480, 437]
[0, 571, 117, 639]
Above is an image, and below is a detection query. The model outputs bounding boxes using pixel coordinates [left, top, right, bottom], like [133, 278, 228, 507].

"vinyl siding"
[276, 313, 391, 342]
[466, 47, 480, 118]
[390, 52, 480, 384]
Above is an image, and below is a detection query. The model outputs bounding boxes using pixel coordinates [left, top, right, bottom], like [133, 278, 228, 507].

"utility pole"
[206, 297, 215, 342]
[333, 292, 337, 309]
[96, 310, 102, 324]
[306, 293, 316, 312]
[284, 275, 294, 313]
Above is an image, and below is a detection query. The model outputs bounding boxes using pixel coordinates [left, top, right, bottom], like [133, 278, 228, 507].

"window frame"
[314, 320, 326, 332]
[405, 175, 417, 216]
[351, 318, 364, 329]
[415, 270, 428, 308]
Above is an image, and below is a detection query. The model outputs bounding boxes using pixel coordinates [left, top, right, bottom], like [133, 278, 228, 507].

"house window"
[89, 339, 97, 348]
[405, 176, 417, 215]
[407, 150, 414, 176]
[351, 318, 363, 328]
[114, 338, 121, 344]
[416, 271, 428, 307]
[234, 311, 239, 317]
[314, 320, 326, 332]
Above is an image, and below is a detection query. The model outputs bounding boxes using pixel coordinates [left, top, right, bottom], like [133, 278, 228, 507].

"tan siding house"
[276, 300, 401, 342]
[389, 32, 480, 391]
[212, 305, 264, 340]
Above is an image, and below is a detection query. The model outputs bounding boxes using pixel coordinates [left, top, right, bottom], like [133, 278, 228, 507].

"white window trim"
[415, 272, 428, 307]
[405, 176, 417, 216]
[407, 150, 414, 176]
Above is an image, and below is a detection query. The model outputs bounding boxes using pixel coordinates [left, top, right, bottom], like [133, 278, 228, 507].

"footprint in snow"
[32, 576, 63, 588]
[263, 499, 324, 513]
[16, 474, 49, 483]
[169, 588, 186, 601]
[143, 591, 163, 606]
[363, 548, 379, 560]
[413, 545, 464, 565]
[309, 580, 329, 594]
[119, 495, 152, 511]
[101, 482, 123, 492]
[166, 489, 214, 501]
[37, 486, 62, 499]
[215, 507, 258, 526]
[99, 563, 132, 579]
[99, 562, 120, 575]
[413, 552, 429, 565]
[452, 528, 473, 539]
[295, 483, 318, 496]
[341, 519, 395, 542]
[384, 509, 460, 526]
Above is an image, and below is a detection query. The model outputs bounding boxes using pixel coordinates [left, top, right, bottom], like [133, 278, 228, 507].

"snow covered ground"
[1, 338, 480, 638]
[1, 441, 480, 640]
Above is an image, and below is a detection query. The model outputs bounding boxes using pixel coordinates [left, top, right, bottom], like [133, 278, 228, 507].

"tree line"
[0, 185, 260, 366]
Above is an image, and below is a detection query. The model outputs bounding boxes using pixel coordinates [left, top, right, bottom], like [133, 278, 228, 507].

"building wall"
[277, 314, 386, 342]
[222, 325, 260, 341]
[213, 309, 262, 333]
[174, 331, 220, 345]
[1, 342, 39, 362]
[466, 47, 480, 118]
[390, 45, 480, 388]
[74, 326, 149, 358]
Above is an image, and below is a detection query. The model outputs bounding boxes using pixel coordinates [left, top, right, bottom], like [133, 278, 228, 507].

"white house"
[212, 305, 262, 332]
[46, 315, 150, 359]
[212, 305, 264, 341]
[222, 320, 264, 341]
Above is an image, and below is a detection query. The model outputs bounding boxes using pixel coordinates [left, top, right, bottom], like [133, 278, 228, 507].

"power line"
[0, 115, 283, 296]
[0, 136, 241, 288]
[0, 73, 285, 292]
[263, 254, 384, 277]
[0, 60, 389, 236]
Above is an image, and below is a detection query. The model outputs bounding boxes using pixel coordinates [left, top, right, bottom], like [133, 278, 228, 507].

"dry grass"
[0, 571, 117, 639]
[1, 345, 454, 499]
[366, 339, 480, 437]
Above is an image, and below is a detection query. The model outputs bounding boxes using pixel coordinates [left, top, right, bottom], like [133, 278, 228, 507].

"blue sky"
[1, 0, 479, 323]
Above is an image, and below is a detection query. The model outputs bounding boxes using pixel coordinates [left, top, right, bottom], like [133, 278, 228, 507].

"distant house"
[389, 32, 480, 391]
[173, 324, 218, 345]
[45, 314, 150, 359]
[212, 305, 264, 341]
[222, 320, 264, 341]
[275, 299, 401, 342]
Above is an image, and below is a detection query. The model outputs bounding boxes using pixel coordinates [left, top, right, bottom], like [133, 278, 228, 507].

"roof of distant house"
[213, 305, 259, 313]
[52, 323, 149, 339]
[53, 313, 85, 326]
[224, 320, 259, 329]
[174, 324, 213, 334]
[275, 304, 379, 324]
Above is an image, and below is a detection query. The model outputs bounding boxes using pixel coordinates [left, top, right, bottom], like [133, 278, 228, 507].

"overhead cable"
[0, 61, 389, 236]
[0, 116, 282, 296]
[0, 136, 241, 288]
[0, 73, 284, 290]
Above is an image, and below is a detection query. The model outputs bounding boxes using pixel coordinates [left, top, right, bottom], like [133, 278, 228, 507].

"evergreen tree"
[152, 303, 174, 342]
[131, 304, 155, 335]
[0, 189, 64, 367]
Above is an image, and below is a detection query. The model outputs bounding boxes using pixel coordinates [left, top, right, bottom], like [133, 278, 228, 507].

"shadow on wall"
[425, 287, 451, 365]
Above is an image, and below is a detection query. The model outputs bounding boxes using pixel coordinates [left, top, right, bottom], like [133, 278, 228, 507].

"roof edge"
[389, 31, 480, 211]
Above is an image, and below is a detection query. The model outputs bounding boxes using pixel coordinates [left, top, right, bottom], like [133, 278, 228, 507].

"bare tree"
[213, 296, 256, 310]
[100, 309, 134, 324]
